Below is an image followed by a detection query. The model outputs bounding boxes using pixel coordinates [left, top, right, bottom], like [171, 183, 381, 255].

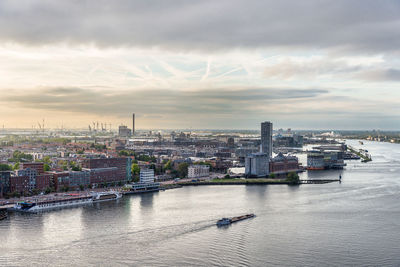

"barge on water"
[217, 214, 255, 226]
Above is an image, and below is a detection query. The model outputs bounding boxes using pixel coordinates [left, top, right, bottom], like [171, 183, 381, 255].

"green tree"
[79, 184, 84, 191]
[131, 163, 140, 175]
[0, 164, 11, 171]
[43, 164, 51, 172]
[286, 172, 300, 184]
[177, 162, 189, 178]
[71, 165, 81, 171]
[13, 162, 20, 170]
[118, 150, 129, 156]
[224, 174, 231, 179]
[269, 173, 276, 178]
[164, 160, 172, 170]
[43, 156, 51, 164]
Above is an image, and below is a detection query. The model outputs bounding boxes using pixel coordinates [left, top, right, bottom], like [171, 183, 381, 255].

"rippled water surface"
[1, 140, 400, 266]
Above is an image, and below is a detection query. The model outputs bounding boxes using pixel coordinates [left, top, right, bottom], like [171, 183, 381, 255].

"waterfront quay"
[177, 178, 340, 186]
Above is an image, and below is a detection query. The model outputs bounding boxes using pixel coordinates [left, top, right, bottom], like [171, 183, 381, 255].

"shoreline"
[0, 179, 339, 208]
[178, 179, 340, 186]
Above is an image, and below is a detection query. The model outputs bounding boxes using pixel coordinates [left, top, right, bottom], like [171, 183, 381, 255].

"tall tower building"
[261, 121, 273, 158]
[132, 113, 135, 136]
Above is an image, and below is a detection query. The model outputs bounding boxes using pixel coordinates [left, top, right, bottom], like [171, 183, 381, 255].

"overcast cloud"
[0, 0, 399, 53]
[0, 1, 400, 129]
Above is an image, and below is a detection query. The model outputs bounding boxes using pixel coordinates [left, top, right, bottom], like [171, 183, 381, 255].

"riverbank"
[178, 178, 339, 186]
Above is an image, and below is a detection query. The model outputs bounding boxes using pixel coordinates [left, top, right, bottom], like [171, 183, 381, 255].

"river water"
[1, 140, 400, 266]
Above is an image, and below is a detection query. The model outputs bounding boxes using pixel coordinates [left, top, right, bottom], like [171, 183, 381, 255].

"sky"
[0, 0, 400, 130]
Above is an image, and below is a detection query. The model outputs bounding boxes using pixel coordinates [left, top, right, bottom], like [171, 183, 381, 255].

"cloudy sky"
[0, 0, 400, 130]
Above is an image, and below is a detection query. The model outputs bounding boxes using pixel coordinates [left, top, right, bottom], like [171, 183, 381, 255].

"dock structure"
[299, 179, 340, 184]
[178, 179, 340, 186]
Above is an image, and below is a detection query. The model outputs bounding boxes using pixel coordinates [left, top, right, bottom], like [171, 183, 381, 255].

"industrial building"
[118, 125, 132, 137]
[245, 152, 269, 177]
[307, 151, 346, 170]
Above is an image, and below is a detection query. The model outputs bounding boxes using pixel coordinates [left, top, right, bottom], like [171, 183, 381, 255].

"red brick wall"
[21, 162, 44, 175]
[10, 176, 30, 193]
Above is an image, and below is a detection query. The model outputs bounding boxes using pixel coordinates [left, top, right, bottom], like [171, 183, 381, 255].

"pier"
[300, 179, 340, 184]
[348, 146, 372, 162]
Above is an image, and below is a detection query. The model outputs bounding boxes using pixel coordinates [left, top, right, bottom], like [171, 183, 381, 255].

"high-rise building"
[132, 113, 135, 136]
[261, 121, 273, 158]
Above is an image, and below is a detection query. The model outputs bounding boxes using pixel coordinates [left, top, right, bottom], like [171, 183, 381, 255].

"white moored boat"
[91, 191, 122, 202]
[14, 191, 123, 212]
[14, 195, 93, 212]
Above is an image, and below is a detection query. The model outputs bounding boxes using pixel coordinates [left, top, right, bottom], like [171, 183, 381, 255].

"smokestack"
[132, 113, 135, 136]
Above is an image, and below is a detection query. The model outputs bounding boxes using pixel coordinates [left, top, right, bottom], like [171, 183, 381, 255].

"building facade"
[85, 167, 121, 186]
[69, 170, 90, 188]
[82, 157, 132, 182]
[0, 171, 11, 197]
[261, 121, 273, 158]
[140, 168, 155, 184]
[307, 153, 325, 170]
[10, 175, 30, 194]
[21, 162, 44, 175]
[188, 165, 210, 179]
[118, 125, 132, 137]
[16, 168, 37, 191]
[245, 152, 269, 177]
[269, 153, 301, 175]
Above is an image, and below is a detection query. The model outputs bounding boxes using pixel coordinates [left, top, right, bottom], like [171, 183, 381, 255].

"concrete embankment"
[178, 179, 339, 186]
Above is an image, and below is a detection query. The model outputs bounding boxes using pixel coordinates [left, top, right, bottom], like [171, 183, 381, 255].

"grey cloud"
[356, 68, 400, 82]
[1, 86, 328, 117]
[0, 0, 400, 53]
[2, 86, 400, 129]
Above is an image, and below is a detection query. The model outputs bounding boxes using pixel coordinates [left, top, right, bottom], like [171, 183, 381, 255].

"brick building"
[35, 173, 52, 191]
[0, 171, 11, 197]
[21, 162, 44, 175]
[82, 157, 132, 183]
[10, 176, 30, 194]
[269, 153, 301, 175]
[48, 171, 69, 191]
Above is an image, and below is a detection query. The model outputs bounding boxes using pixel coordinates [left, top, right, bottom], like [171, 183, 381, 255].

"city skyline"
[1, 1, 400, 130]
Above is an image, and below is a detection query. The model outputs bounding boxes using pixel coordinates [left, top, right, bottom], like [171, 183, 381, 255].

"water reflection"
[139, 192, 155, 208]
